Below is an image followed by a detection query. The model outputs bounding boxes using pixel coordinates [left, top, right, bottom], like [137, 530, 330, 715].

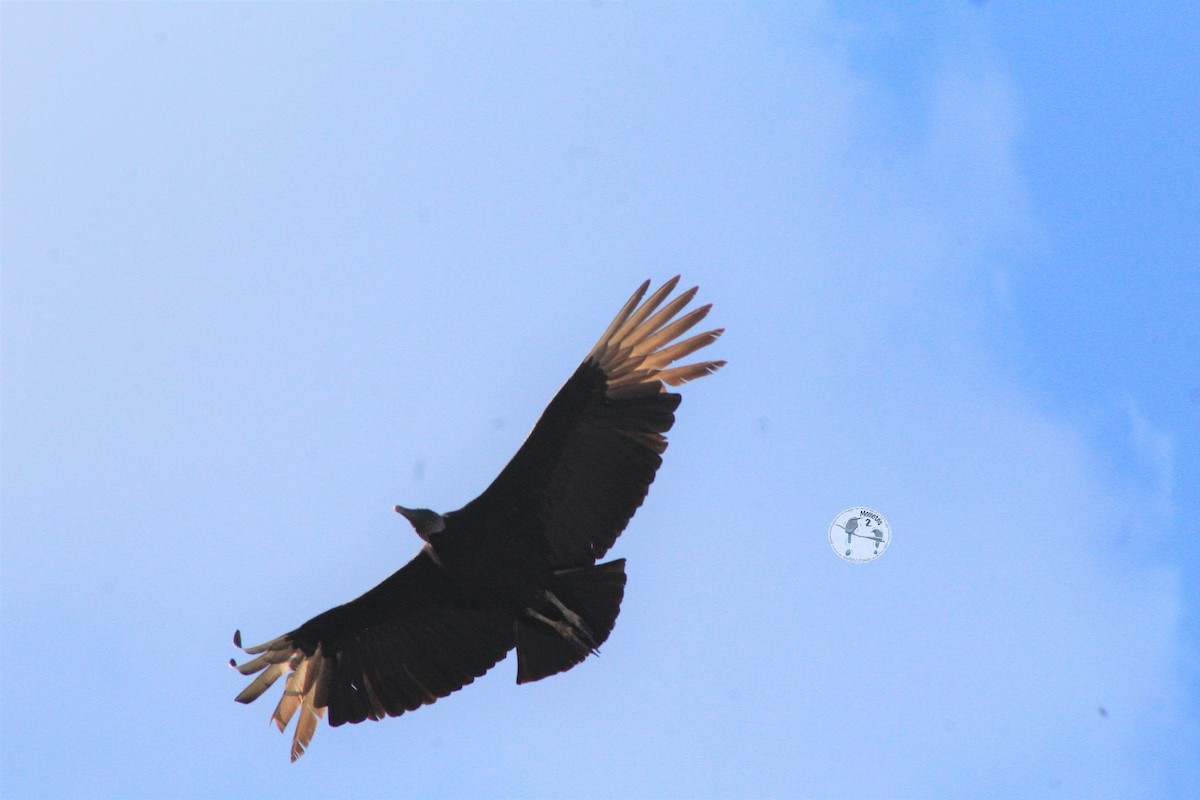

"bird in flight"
[231, 277, 724, 760]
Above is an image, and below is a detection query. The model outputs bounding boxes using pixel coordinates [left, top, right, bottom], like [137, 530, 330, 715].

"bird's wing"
[459, 277, 724, 568]
[231, 549, 515, 761]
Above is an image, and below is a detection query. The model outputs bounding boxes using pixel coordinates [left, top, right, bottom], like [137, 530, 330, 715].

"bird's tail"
[516, 558, 627, 684]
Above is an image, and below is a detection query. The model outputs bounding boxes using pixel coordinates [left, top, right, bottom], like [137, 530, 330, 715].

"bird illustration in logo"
[836, 516, 862, 556]
[867, 528, 885, 554]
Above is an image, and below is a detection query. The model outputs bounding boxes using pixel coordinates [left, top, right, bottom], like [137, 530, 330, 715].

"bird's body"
[232, 277, 723, 760]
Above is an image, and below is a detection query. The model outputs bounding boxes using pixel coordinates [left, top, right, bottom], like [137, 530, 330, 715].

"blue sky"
[3, 2, 1197, 798]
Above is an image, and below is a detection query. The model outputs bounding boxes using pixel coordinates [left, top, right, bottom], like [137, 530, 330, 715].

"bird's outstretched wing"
[231, 549, 515, 761]
[459, 277, 724, 568]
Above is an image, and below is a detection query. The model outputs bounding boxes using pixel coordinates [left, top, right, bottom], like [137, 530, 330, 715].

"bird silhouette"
[231, 277, 724, 760]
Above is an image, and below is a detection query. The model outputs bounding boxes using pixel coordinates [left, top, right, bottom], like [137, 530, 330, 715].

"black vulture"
[231, 277, 724, 760]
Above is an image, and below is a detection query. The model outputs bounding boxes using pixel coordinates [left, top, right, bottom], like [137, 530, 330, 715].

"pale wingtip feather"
[609, 276, 681, 344]
[588, 278, 652, 359]
[657, 360, 726, 386]
[641, 328, 724, 371]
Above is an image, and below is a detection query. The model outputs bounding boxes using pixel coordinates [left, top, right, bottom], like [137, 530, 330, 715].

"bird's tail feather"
[516, 559, 627, 684]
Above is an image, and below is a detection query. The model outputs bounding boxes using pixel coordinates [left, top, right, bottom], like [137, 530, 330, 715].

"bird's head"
[393, 505, 446, 542]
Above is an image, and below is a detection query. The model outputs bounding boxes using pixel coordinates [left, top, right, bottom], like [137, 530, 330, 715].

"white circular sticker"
[829, 507, 891, 563]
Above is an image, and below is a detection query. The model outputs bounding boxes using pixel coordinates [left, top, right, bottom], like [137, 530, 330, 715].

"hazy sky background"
[3, 2, 1197, 798]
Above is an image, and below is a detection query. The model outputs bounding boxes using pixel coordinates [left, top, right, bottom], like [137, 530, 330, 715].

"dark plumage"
[231, 277, 724, 760]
